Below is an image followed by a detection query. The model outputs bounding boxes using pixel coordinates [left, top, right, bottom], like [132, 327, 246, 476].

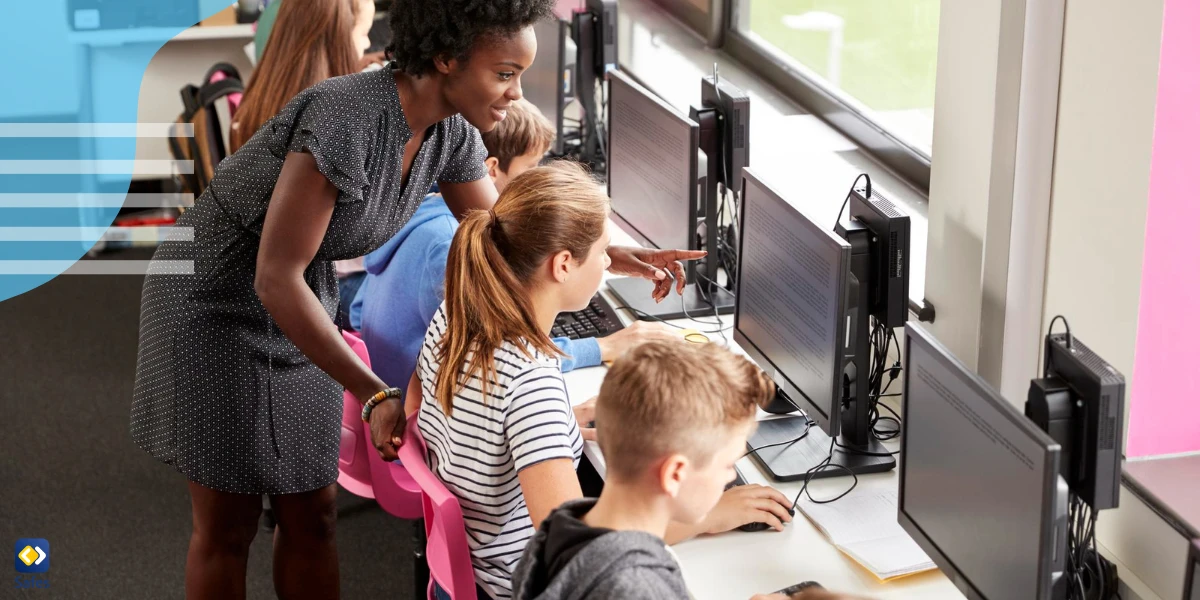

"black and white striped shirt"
[417, 305, 583, 599]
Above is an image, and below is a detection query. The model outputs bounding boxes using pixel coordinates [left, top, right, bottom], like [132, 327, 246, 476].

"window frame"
[651, 0, 934, 194]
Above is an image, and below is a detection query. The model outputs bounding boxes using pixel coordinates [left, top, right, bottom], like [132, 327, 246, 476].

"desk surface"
[557, 223, 963, 600]
[1123, 454, 1200, 539]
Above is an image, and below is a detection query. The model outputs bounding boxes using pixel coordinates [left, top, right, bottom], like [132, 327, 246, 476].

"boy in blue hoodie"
[350, 99, 675, 388]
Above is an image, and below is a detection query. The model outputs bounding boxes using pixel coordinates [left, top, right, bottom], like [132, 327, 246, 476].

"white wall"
[1040, 0, 1161, 406]
[1039, 0, 1170, 597]
[924, 0, 1009, 369]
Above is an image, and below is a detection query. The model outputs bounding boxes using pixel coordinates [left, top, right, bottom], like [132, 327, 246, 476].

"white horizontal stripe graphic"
[0, 123, 193, 138]
[0, 193, 194, 208]
[0, 160, 193, 175]
[0, 260, 193, 275]
[0, 227, 191, 242]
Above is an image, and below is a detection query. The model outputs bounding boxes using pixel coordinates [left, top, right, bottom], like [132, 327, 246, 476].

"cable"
[610, 305, 729, 335]
[832, 173, 872, 232]
[741, 416, 813, 460]
[1048, 314, 1074, 349]
[791, 437, 859, 508]
[834, 439, 899, 457]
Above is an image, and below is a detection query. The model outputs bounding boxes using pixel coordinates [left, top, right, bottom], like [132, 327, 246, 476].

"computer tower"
[848, 188, 910, 328]
[1043, 333, 1125, 511]
[700, 75, 750, 197]
[586, 0, 618, 74]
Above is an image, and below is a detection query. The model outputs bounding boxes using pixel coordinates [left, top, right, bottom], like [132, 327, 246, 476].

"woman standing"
[129, 0, 700, 598]
[230, 0, 380, 328]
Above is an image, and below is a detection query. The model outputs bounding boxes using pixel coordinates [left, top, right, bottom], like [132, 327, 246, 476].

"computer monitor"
[605, 69, 730, 320]
[606, 69, 695, 257]
[570, 0, 617, 170]
[901, 323, 1069, 600]
[1185, 539, 1200, 600]
[737, 168, 900, 481]
[735, 168, 850, 437]
[528, 17, 574, 155]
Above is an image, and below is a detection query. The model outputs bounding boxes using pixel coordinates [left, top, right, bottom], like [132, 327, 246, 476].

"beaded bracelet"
[361, 387, 404, 423]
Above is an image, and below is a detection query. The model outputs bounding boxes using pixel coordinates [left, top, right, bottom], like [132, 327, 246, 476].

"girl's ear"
[550, 249, 574, 283]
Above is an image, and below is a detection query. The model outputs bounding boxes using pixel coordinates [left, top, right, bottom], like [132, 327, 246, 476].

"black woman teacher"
[128, 0, 703, 598]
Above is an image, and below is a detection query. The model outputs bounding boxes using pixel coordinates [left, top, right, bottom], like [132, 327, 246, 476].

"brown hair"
[596, 341, 776, 481]
[436, 161, 609, 414]
[229, 0, 363, 152]
[480, 99, 556, 172]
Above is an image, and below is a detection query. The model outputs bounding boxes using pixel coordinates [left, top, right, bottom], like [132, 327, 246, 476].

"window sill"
[614, 0, 931, 314]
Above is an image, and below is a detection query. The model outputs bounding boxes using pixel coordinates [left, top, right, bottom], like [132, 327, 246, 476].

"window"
[727, 0, 940, 189]
[652, 0, 717, 45]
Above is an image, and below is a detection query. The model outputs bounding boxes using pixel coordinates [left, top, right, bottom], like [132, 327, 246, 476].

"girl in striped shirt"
[413, 162, 792, 599]
[416, 163, 608, 599]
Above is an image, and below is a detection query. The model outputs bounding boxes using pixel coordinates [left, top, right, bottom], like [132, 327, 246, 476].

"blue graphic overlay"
[0, 0, 234, 302]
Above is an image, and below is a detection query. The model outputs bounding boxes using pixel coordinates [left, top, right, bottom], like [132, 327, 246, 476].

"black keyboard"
[776, 581, 824, 595]
[551, 294, 624, 340]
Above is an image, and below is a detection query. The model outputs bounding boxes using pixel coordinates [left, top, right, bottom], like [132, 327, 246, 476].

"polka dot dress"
[130, 66, 488, 495]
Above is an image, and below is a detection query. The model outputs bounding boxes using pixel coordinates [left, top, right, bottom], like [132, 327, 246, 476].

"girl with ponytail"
[412, 162, 794, 600]
[413, 161, 609, 599]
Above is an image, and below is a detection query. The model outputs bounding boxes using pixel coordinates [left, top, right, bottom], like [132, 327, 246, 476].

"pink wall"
[1127, 0, 1200, 457]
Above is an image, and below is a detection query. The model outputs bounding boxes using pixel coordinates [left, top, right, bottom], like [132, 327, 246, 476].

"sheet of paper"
[798, 489, 935, 579]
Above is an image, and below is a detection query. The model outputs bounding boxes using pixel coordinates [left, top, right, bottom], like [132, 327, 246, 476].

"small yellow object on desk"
[602, 327, 711, 367]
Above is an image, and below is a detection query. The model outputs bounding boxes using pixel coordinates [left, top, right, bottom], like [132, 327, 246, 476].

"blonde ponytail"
[435, 162, 609, 414]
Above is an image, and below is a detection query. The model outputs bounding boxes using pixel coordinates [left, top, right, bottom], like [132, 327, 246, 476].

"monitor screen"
[901, 324, 1065, 600]
[527, 18, 566, 150]
[734, 168, 850, 432]
[606, 69, 696, 252]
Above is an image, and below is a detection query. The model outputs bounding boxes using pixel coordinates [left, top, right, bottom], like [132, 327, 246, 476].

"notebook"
[797, 489, 936, 581]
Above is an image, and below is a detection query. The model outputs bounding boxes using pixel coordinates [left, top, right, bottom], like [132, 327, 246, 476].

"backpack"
[168, 63, 245, 198]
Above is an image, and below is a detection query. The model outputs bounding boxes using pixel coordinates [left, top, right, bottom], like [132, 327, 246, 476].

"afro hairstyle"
[386, 0, 556, 77]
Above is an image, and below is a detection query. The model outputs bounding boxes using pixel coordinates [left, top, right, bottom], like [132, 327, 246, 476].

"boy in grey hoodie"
[512, 341, 795, 600]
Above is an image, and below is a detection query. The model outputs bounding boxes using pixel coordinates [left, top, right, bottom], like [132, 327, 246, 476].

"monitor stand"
[745, 415, 895, 482]
[606, 276, 734, 322]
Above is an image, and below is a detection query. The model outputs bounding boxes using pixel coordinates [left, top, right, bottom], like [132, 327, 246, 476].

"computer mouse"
[736, 505, 795, 532]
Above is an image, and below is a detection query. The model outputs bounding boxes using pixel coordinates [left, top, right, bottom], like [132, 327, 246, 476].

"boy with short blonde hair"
[512, 341, 792, 599]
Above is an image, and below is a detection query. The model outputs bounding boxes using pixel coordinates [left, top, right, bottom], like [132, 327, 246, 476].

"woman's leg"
[268, 483, 340, 600]
[186, 481, 264, 600]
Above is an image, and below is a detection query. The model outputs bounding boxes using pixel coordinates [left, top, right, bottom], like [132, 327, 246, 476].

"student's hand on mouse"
[573, 397, 598, 441]
[703, 483, 794, 533]
[605, 246, 707, 302]
[595, 321, 681, 360]
[368, 397, 406, 461]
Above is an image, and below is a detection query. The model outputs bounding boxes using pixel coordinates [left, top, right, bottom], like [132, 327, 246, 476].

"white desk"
[559, 222, 963, 600]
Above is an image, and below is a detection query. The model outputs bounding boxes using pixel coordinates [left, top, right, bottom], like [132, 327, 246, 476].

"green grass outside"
[747, 0, 939, 113]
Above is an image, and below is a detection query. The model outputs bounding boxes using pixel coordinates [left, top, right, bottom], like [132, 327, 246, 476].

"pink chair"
[354, 337, 423, 520]
[337, 330, 375, 498]
[399, 418, 478, 600]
